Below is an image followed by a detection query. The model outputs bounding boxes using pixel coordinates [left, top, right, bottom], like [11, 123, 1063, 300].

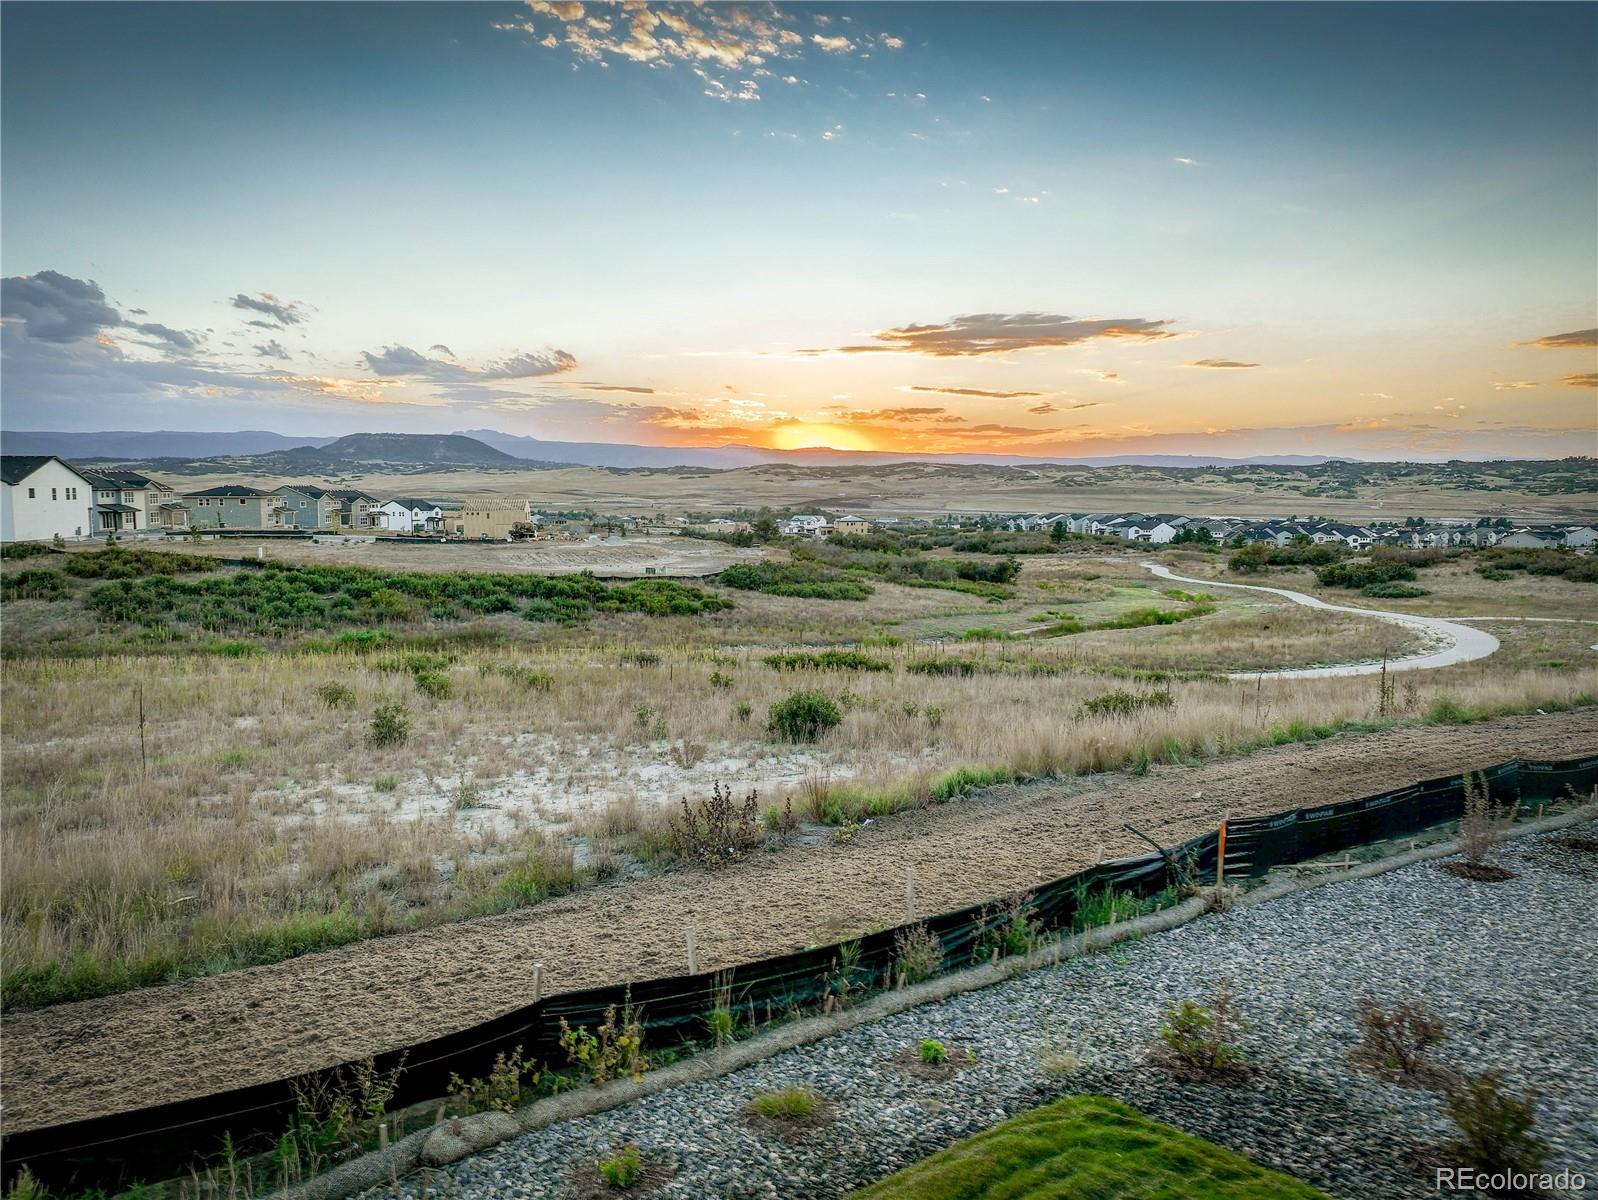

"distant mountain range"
[0, 428, 1347, 472]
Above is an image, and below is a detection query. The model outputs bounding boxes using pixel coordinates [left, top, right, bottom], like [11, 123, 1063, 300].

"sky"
[2, 1, 1595, 461]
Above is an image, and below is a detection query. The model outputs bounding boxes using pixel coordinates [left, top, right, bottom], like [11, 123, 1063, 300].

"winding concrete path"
[1140, 562, 1501, 679]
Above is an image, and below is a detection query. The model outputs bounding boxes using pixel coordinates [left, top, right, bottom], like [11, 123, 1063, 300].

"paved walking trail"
[1142, 562, 1502, 679]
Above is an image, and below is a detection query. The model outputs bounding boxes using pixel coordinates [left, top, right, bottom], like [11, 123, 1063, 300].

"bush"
[1352, 998, 1446, 1083]
[1156, 984, 1248, 1079]
[1458, 770, 1515, 869]
[1, 541, 55, 559]
[764, 649, 891, 673]
[0, 568, 70, 601]
[1426, 696, 1477, 725]
[558, 1002, 646, 1086]
[768, 691, 842, 742]
[1316, 559, 1417, 588]
[412, 670, 452, 700]
[1444, 1071, 1548, 1174]
[668, 781, 763, 868]
[1080, 689, 1175, 718]
[597, 1144, 642, 1190]
[316, 682, 356, 709]
[906, 658, 989, 677]
[1360, 581, 1429, 598]
[368, 704, 411, 747]
[718, 561, 872, 601]
[919, 1039, 948, 1065]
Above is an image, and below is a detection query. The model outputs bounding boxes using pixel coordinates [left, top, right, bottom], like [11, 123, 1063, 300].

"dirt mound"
[4, 708, 1595, 1132]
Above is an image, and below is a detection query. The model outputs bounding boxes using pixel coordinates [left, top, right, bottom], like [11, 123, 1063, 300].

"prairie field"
[2, 538, 1596, 1011]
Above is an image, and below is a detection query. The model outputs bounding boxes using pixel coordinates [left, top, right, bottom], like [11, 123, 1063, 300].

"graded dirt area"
[171, 535, 764, 578]
[5, 709, 1596, 1132]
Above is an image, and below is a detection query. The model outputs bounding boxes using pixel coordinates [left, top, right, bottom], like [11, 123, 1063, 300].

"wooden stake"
[904, 868, 917, 923]
[686, 928, 699, 975]
[1093, 843, 1104, 866]
[532, 961, 544, 1003]
[137, 685, 147, 779]
[1215, 815, 1228, 892]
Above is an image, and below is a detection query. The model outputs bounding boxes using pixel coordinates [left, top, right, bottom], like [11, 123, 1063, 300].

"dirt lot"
[6, 708, 1595, 1133]
[168, 534, 764, 578]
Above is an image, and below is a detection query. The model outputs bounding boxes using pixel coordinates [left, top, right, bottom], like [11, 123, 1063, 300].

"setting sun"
[769, 423, 877, 452]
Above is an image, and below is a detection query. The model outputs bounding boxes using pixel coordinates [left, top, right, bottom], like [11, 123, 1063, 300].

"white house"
[780, 514, 829, 537]
[371, 497, 448, 533]
[1498, 527, 1566, 549]
[1562, 525, 1598, 549]
[1, 456, 95, 543]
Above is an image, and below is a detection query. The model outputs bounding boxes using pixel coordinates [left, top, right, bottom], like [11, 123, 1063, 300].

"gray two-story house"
[273, 484, 342, 530]
[179, 485, 288, 529]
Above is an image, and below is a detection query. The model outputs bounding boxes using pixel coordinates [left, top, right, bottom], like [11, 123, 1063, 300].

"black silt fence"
[5, 753, 1595, 1193]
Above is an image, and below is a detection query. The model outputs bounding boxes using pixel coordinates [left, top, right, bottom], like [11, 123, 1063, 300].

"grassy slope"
[849, 1094, 1331, 1200]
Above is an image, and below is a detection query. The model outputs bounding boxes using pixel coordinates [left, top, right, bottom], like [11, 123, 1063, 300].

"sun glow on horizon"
[769, 422, 878, 452]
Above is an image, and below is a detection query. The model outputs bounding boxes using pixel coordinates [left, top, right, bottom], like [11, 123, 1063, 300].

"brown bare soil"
[4, 708, 1595, 1133]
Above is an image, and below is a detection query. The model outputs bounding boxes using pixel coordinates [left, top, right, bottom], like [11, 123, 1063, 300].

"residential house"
[1562, 525, 1598, 549]
[274, 485, 341, 530]
[79, 469, 177, 533]
[833, 515, 872, 536]
[458, 501, 532, 540]
[1304, 522, 1375, 550]
[1177, 518, 1235, 542]
[780, 514, 829, 537]
[372, 497, 453, 534]
[1497, 527, 1566, 549]
[325, 489, 380, 529]
[179, 485, 289, 529]
[0, 455, 95, 542]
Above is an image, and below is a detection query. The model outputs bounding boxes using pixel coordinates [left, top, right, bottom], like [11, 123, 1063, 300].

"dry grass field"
[3, 537, 1596, 1012]
[162, 458, 1598, 523]
[169, 534, 763, 578]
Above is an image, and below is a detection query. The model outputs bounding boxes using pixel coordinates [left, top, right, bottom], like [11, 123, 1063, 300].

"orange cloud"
[1524, 328, 1598, 349]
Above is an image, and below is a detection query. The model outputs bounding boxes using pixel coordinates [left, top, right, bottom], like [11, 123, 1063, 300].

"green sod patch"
[848, 1094, 1331, 1200]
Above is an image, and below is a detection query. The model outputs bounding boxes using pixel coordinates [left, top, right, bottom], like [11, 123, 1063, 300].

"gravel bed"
[362, 833, 1598, 1200]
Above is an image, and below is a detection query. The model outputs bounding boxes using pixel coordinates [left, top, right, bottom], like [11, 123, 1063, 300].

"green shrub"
[1360, 581, 1429, 598]
[317, 682, 356, 708]
[1080, 689, 1175, 718]
[413, 670, 453, 700]
[597, 1143, 643, 1189]
[1316, 559, 1417, 588]
[1444, 1072, 1548, 1174]
[764, 649, 890, 672]
[907, 658, 989, 676]
[717, 561, 872, 600]
[768, 690, 842, 742]
[919, 1039, 948, 1065]
[368, 704, 411, 747]
[0, 568, 70, 601]
[1426, 696, 1476, 724]
[959, 627, 1014, 641]
[1158, 985, 1248, 1077]
[1, 541, 55, 559]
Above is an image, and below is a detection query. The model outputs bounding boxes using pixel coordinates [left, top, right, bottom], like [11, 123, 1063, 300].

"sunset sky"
[2, 1, 1595, 460]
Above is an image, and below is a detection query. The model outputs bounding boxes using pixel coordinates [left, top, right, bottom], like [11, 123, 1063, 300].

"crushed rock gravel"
[361, 831, 1598, 1200]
